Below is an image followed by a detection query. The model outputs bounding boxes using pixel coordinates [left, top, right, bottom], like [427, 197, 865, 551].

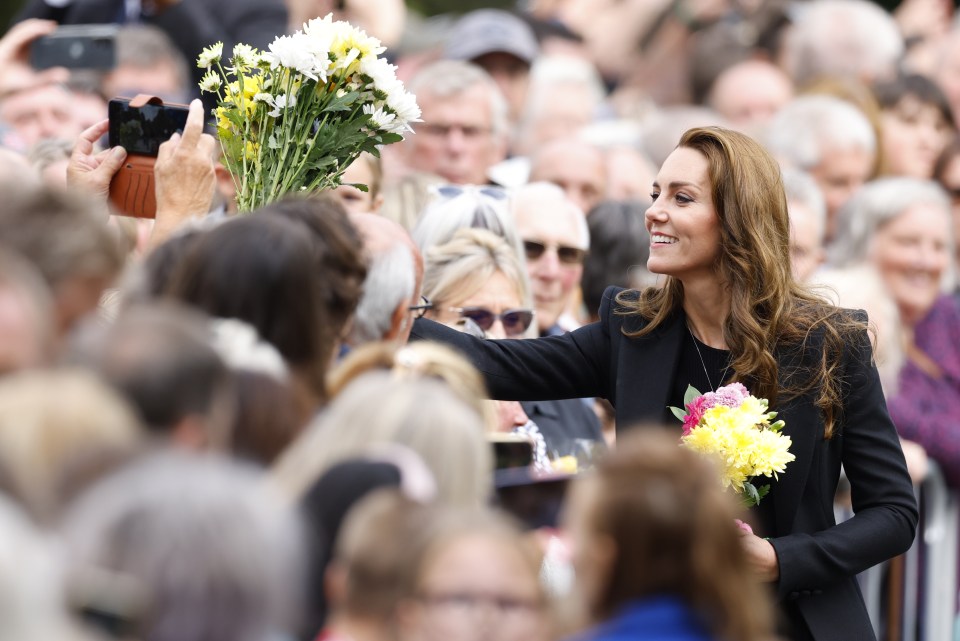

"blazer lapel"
[616, 312, 686, 427]
[769, 394, 820, 535]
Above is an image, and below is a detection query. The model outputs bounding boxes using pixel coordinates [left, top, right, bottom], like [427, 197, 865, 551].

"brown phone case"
[108, 94, 184, 219]
[109, 153, 158, 218]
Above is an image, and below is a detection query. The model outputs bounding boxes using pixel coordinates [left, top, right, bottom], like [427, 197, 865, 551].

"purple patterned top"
[887, 296, 960, 486]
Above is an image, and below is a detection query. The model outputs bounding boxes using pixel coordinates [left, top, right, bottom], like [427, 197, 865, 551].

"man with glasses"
[513, 182, 590, 336]
[397, 60, 509, 186]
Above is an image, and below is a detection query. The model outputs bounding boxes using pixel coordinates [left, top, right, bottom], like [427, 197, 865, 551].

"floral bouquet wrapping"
[670, 383, 795, 506]
[196, 14, 420, 211]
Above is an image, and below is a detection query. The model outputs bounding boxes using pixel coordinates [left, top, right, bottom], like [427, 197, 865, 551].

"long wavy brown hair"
[617, 126, 867, 438]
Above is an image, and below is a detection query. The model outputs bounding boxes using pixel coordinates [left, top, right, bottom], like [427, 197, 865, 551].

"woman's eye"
[676, 193, 692, 204]
[649, 191, 660, 201]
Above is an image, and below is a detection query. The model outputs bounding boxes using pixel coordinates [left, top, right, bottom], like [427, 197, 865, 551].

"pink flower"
[713, 382, 749, 408]
[682, 395, 711, 435]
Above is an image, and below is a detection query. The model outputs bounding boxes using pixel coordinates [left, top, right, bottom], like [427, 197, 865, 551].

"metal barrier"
[851, 462, 959, 641]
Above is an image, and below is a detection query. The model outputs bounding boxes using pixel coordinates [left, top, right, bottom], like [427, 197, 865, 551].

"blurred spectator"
[766, 95, 876, 241]
[782, 168, 827, 283]
[514, 55, 606, 158]
[422, 228, 602, 455]
[0, 82, 81, 151]
[71, 302, 234, 450]
[874, 73, 956, 179]
[63, 450, 304, 641]
[331, 152, 384, 215]
[601, 144, 656, 204]
[398, 61, 508, 185]
[16, 0, 288, 105]
[396, 506, 550, 641]
[273, 372, 492, 507]
[328, 340, 498, 432]
[102, 25, 191, 105]
[412, 184, 522, 259]
[28, 137, 71, 185]
[581, 200, 652, 324]
[829, 178, 958, 484]
[706, 59, 794, 135]
[780, 0, 904, 90]
[0, 496, 92, 641]
[934, 27, 960, 125]
[512, 182, 589, 335]
[301, 461, 435, 639]
[348, 212, 422, 347]
[561, 429, 775, 641]
[528, 138, 606, 215]
[323, 490, 433, 641]
[286, 0, 406, 47]
[163, 214, 330, 420]
[933, 134, 960, 273]
[0, 184, 123, 335]
[639, 106, 729, 169]
[0, 146, 41, 185]
[0, 248, 55, 375]
[443, 9, 540, 129]
[0, 368, 141, 524]
[265, 196, 368, 368]
[378, 171, 445, 231]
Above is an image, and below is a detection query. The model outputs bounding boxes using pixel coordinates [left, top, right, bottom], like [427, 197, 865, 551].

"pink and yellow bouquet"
[670, 383, 795, 506]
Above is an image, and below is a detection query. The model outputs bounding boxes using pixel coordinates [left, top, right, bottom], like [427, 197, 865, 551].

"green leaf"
[683, 385, 702, 407]
[742, 482, 761, 507]
[670, 406, 687, 422]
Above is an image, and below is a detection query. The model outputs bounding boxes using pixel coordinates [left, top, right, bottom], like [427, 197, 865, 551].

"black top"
[669, 328, 732, 412]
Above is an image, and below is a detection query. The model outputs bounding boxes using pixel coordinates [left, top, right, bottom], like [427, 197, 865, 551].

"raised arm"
[410, 318, 611, 402]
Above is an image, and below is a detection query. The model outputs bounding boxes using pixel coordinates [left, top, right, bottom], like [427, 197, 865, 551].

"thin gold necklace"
[687, 324, 731, 393]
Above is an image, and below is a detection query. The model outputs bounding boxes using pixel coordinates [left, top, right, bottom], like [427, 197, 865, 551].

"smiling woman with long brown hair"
[412, 126, 917, 641]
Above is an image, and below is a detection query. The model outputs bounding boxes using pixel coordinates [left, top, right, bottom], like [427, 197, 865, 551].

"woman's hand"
[739, 527, 780, 582]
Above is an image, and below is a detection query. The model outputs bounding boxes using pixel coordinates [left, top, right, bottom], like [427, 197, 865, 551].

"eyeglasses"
[417, 122, 493, 139]
[451, 306, 535, 337]
[523, 240, 588, 265]
[417, 591, 543, 621]
[409, 296, 433, 319]
[431, 183, 509, 201]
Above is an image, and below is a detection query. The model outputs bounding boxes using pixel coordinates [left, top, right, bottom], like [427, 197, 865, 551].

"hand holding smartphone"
[29, 24, 117, 70]
[108, 95, 190, 218]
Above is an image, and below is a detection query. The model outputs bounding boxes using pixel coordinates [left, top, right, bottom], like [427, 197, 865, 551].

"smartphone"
[30, 24, 118, 70]
[108, 97, 190, 218]
[491, 435, 534, 470]
[108, 98, 190, 157]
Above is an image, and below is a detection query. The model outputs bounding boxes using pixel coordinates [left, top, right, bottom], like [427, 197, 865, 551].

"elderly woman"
[829, 177, 959, 485]
[422, 228, 604, 458]
[413, 126, 917, 641]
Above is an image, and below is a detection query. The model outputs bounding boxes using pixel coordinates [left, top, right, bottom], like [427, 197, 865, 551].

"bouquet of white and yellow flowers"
[670, 383, 795, 507]
[197, 15, 420, 211]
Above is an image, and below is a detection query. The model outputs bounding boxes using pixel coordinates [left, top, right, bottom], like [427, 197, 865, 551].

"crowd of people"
[0, 0, 958, 640]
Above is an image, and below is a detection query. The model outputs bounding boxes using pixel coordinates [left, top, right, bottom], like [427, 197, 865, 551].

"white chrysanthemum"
[363, 103, 396, 131]
[199, 70, 222, 92]
[197, 41, 223, 68]
[253, 92, 273, 104]
[359, 56, 399, 91]
[262, 33, 329, 82]
[385, 89, 421, 133]
[267, 93, 296, 118]
[231, 43, 259, 69]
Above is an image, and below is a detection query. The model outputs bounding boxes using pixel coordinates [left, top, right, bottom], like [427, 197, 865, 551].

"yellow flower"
[226, 74, 264, 115]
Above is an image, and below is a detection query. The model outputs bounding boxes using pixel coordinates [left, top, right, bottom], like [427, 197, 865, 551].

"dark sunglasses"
[452, 307, 535, 337]
[523, 240, 588, 265]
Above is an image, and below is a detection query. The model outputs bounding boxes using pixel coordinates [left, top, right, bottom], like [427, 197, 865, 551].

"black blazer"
[412, 286, 918, 641]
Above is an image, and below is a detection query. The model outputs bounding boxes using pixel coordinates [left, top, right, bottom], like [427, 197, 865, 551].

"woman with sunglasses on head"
[422, 227, 604, 457]
[412, 126, 918, 641]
